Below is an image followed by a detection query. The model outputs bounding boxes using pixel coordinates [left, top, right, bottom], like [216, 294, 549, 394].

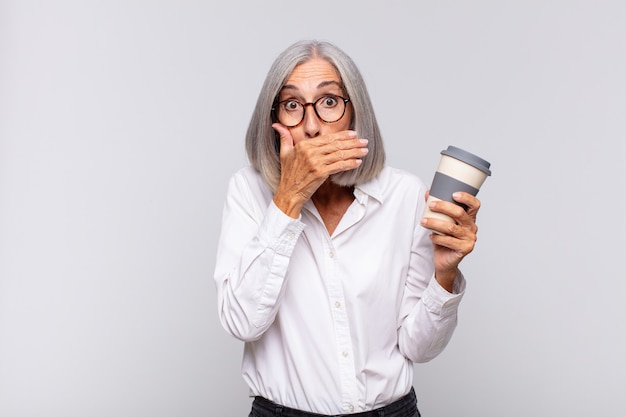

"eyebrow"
[280, 80, 344, 92]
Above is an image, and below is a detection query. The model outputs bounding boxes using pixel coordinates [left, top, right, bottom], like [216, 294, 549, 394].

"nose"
[302, 103, 321, 138]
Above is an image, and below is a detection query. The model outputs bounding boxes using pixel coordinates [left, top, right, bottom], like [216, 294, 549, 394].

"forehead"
[283, 57, 342, 89]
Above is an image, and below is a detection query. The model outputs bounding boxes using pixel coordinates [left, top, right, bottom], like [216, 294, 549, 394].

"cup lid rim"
[441, 146, 492, 176]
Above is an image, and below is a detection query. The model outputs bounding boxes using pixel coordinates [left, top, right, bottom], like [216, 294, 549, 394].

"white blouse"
[215, 165, 465, 415]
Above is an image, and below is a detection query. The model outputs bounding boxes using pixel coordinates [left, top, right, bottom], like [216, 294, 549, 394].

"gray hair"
[245, 40, 385, 190]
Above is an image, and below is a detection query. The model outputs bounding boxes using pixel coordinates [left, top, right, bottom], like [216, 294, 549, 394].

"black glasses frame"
[272, 95, 351, 128]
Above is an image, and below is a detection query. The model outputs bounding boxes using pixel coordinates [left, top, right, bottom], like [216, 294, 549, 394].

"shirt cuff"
[258, 201, 306, 256]
[421, 270, 466, 317]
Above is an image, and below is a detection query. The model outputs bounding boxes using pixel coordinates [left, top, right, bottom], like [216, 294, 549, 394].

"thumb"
[272, 123, 294, 154]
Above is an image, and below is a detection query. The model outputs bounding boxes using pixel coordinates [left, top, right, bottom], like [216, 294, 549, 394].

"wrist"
[273, 192, 304, 219]
[435, 269, 457, 293]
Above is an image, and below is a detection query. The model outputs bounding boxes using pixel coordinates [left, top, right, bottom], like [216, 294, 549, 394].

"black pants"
[249, 388, 421, 417]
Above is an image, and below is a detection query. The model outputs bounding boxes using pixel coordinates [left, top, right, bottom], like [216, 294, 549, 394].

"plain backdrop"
[1, 1, 625, 416]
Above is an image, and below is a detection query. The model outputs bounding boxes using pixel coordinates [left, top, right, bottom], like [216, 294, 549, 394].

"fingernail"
[359, 138, 369, 144]
[348, 131, 357, 137]
[453, 192, 461, 198]
[361, 148, 369, 154]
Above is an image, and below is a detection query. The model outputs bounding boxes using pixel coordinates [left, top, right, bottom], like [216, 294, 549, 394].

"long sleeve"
[396, 197, 466, 363]
[214, 169, 305, 341]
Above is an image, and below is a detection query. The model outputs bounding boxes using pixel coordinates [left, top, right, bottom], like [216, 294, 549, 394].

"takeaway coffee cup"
[422, 146, 492, 228]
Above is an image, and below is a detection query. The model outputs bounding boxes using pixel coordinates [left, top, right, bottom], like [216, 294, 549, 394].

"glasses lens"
[276, 100, 303, 127]
[315, 96, 346, 123]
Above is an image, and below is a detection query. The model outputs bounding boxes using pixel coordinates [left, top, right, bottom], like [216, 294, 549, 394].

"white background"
[1, 1, 625, 416]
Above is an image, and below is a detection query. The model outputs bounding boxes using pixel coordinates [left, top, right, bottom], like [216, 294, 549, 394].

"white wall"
[1, 1, 624, 416]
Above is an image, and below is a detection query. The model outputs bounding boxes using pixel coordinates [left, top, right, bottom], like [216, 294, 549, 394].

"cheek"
[341, 107, 354, 130]
[322, 110, 354, 135]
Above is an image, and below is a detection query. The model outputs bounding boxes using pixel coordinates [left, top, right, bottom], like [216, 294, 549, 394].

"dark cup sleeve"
[429, 172, 479, 210]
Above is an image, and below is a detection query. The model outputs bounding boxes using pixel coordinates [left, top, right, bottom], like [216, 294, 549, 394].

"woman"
[215, 40, 481, 417]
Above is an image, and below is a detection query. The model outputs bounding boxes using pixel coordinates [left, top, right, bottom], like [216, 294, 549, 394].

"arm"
[397, 189, 481, 362]
[397, 212, 466, 363]
[214, 171, 305, 341]
[216, 126, 367, 341]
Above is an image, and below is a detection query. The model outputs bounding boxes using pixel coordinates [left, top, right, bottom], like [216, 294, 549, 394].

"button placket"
[322, 238, 359, 412]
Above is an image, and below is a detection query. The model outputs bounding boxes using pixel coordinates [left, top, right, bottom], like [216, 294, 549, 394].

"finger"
[300, 133, 368, 165]
[427, 196, 478, 228]
[421, 202, 478, 237]
[315, 130, 358, 144]
[332, 138, 369, 153]
[324, 157, 364, 175]
[325, 146, 369, 165]
[272, 123, 294, 154]
[452, 192, 481, 220]
[313, 130, 369, 151]
[422, 216, 471, 238]
[427, 199, 467, 222]
[431, 231, 476, 257]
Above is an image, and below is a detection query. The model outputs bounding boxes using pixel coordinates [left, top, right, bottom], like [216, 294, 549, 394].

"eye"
[282, 100, 301, 111]
[319, 95, 339, 108]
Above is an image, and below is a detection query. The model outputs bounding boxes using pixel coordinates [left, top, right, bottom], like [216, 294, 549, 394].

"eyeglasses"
[272, 95, 351, 128]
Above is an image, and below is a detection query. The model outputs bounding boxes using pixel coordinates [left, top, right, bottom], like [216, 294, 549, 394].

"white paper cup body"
[422, 147, 491, 231]
[423, 195, 454, 224]
[437, 155, 489, 189]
